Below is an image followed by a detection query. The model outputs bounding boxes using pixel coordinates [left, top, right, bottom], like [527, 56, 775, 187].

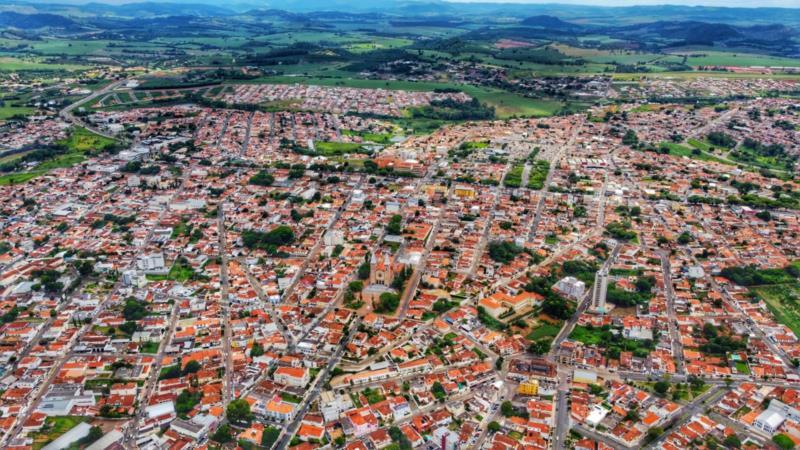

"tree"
[654, 381, 670, 396]
[183, 360, 201, 375]
[386, 214, 403, 235]
[528, 339, 550, 355]
[389, 426, 412, 450]
[251, 342, 264, 357]
[357, 261, 370, 280]
[176, 389, 202, 415]
[211, 424, 233, 443]
[123, 297, 148, 321]
[646, 427, 664, 442]
[431, 381, 446, 400]
[542, 296, 571, 320]
[488, 421, 501, 433]
[119, 321, 138, 335]
[227, 399, 254, 426]
[78, 426, 104, 446]
[375, 292, 400, 314]
[723, 434, 741, 449]
[487, 240, 524, 264]
[622, 129, 638, 146]
[773, 434, 794, 450]
[677, 231, 693, 245]
[249, 170, 274, 186]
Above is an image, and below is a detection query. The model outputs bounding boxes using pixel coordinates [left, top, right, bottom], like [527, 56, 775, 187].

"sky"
[449, 0, 799, 6]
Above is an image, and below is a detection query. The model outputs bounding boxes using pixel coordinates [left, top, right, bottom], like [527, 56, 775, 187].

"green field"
[503, 164, 524, 187]
[59, 127, 117, 153]
[526, 322, 562, 341]
[0, 105, 35, 119]
[315, 141, 365, 156]
[341, 129, 394, 144]
[670, 50, 800, 68]
[659, 141, 733, 165]
[0, 56, 90, 72]
[754, 283, 800, 337]
[0, 127, 117, 186]
[30, 416, 88, 450]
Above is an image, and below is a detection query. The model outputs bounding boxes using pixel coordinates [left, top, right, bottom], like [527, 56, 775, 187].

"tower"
[591, 267, 609, 314]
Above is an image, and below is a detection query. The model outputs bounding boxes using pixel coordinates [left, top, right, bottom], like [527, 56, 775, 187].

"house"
[341, 407, 379, 437]
[274, 366, 309, 388]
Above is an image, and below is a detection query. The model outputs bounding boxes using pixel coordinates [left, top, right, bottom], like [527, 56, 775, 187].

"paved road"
[219, 204, 235, 404]
[660, 251, 686, 374]
[60, 78, 129, 140]
[643, 386, 725, 449]
[273, 316, 363, 450]
[123, 302, 180, 444]
[528, 122, 582, 242]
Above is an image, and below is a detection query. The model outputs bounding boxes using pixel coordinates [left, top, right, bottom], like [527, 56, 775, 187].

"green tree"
[249, 170, 274, 186]
[211, 424, 233, 443]
[501, 401, 514, 417]
[183, 360, 201, 375]
[723, 434, 741, 449]
[227, 399, 254, 426]
[773, 434, 794, 450]
[654, 381, 670, 396]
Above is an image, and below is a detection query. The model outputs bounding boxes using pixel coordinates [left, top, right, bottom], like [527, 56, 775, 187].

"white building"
[554, 276, 585, 300]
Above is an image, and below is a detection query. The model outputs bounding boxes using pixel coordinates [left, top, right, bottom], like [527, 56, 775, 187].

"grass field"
[754, 283, 800, 337]
[668, 50, 800, 68]
[0, 56, 90, 72]
[0, 105, 35, 119]
[0, 127, 116, 186]
[59, 127, 117, 153]
[659, 141, 733, 165]
[315, 141, 364, 156]
[31, 416, 88, 450]
[526, 322, 561, 341]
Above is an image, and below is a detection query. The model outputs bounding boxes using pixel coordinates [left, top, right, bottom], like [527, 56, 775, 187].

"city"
[0, 1, 800, 450]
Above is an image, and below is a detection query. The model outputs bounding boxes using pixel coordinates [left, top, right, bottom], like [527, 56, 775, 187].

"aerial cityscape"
[0, 1, 799, 449]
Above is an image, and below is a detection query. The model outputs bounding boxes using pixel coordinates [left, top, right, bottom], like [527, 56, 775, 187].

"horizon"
[16, 0, 800, 9]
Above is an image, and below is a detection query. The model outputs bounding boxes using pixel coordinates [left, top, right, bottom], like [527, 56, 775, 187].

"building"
[274, 366, 309, 387]
[320, 391, 354, 422]
[518, 378, 539, 396]
[432, 426, 460, 450]
[590, 268, 609, 314]
[264, 396, 297, 422]
[754, 408, 785, 434]
[136, 253, 167, 275]
[42, 422, 92, 450]
[370, 251, 395, 287]
[554, 276, 585, 300]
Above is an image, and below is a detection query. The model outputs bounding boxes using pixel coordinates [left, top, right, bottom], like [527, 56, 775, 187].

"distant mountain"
[81, 2, 235, 17]
[0, 11, 78, 29]
[521, 15, 581, 31]
[611, 21, 742, 44]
